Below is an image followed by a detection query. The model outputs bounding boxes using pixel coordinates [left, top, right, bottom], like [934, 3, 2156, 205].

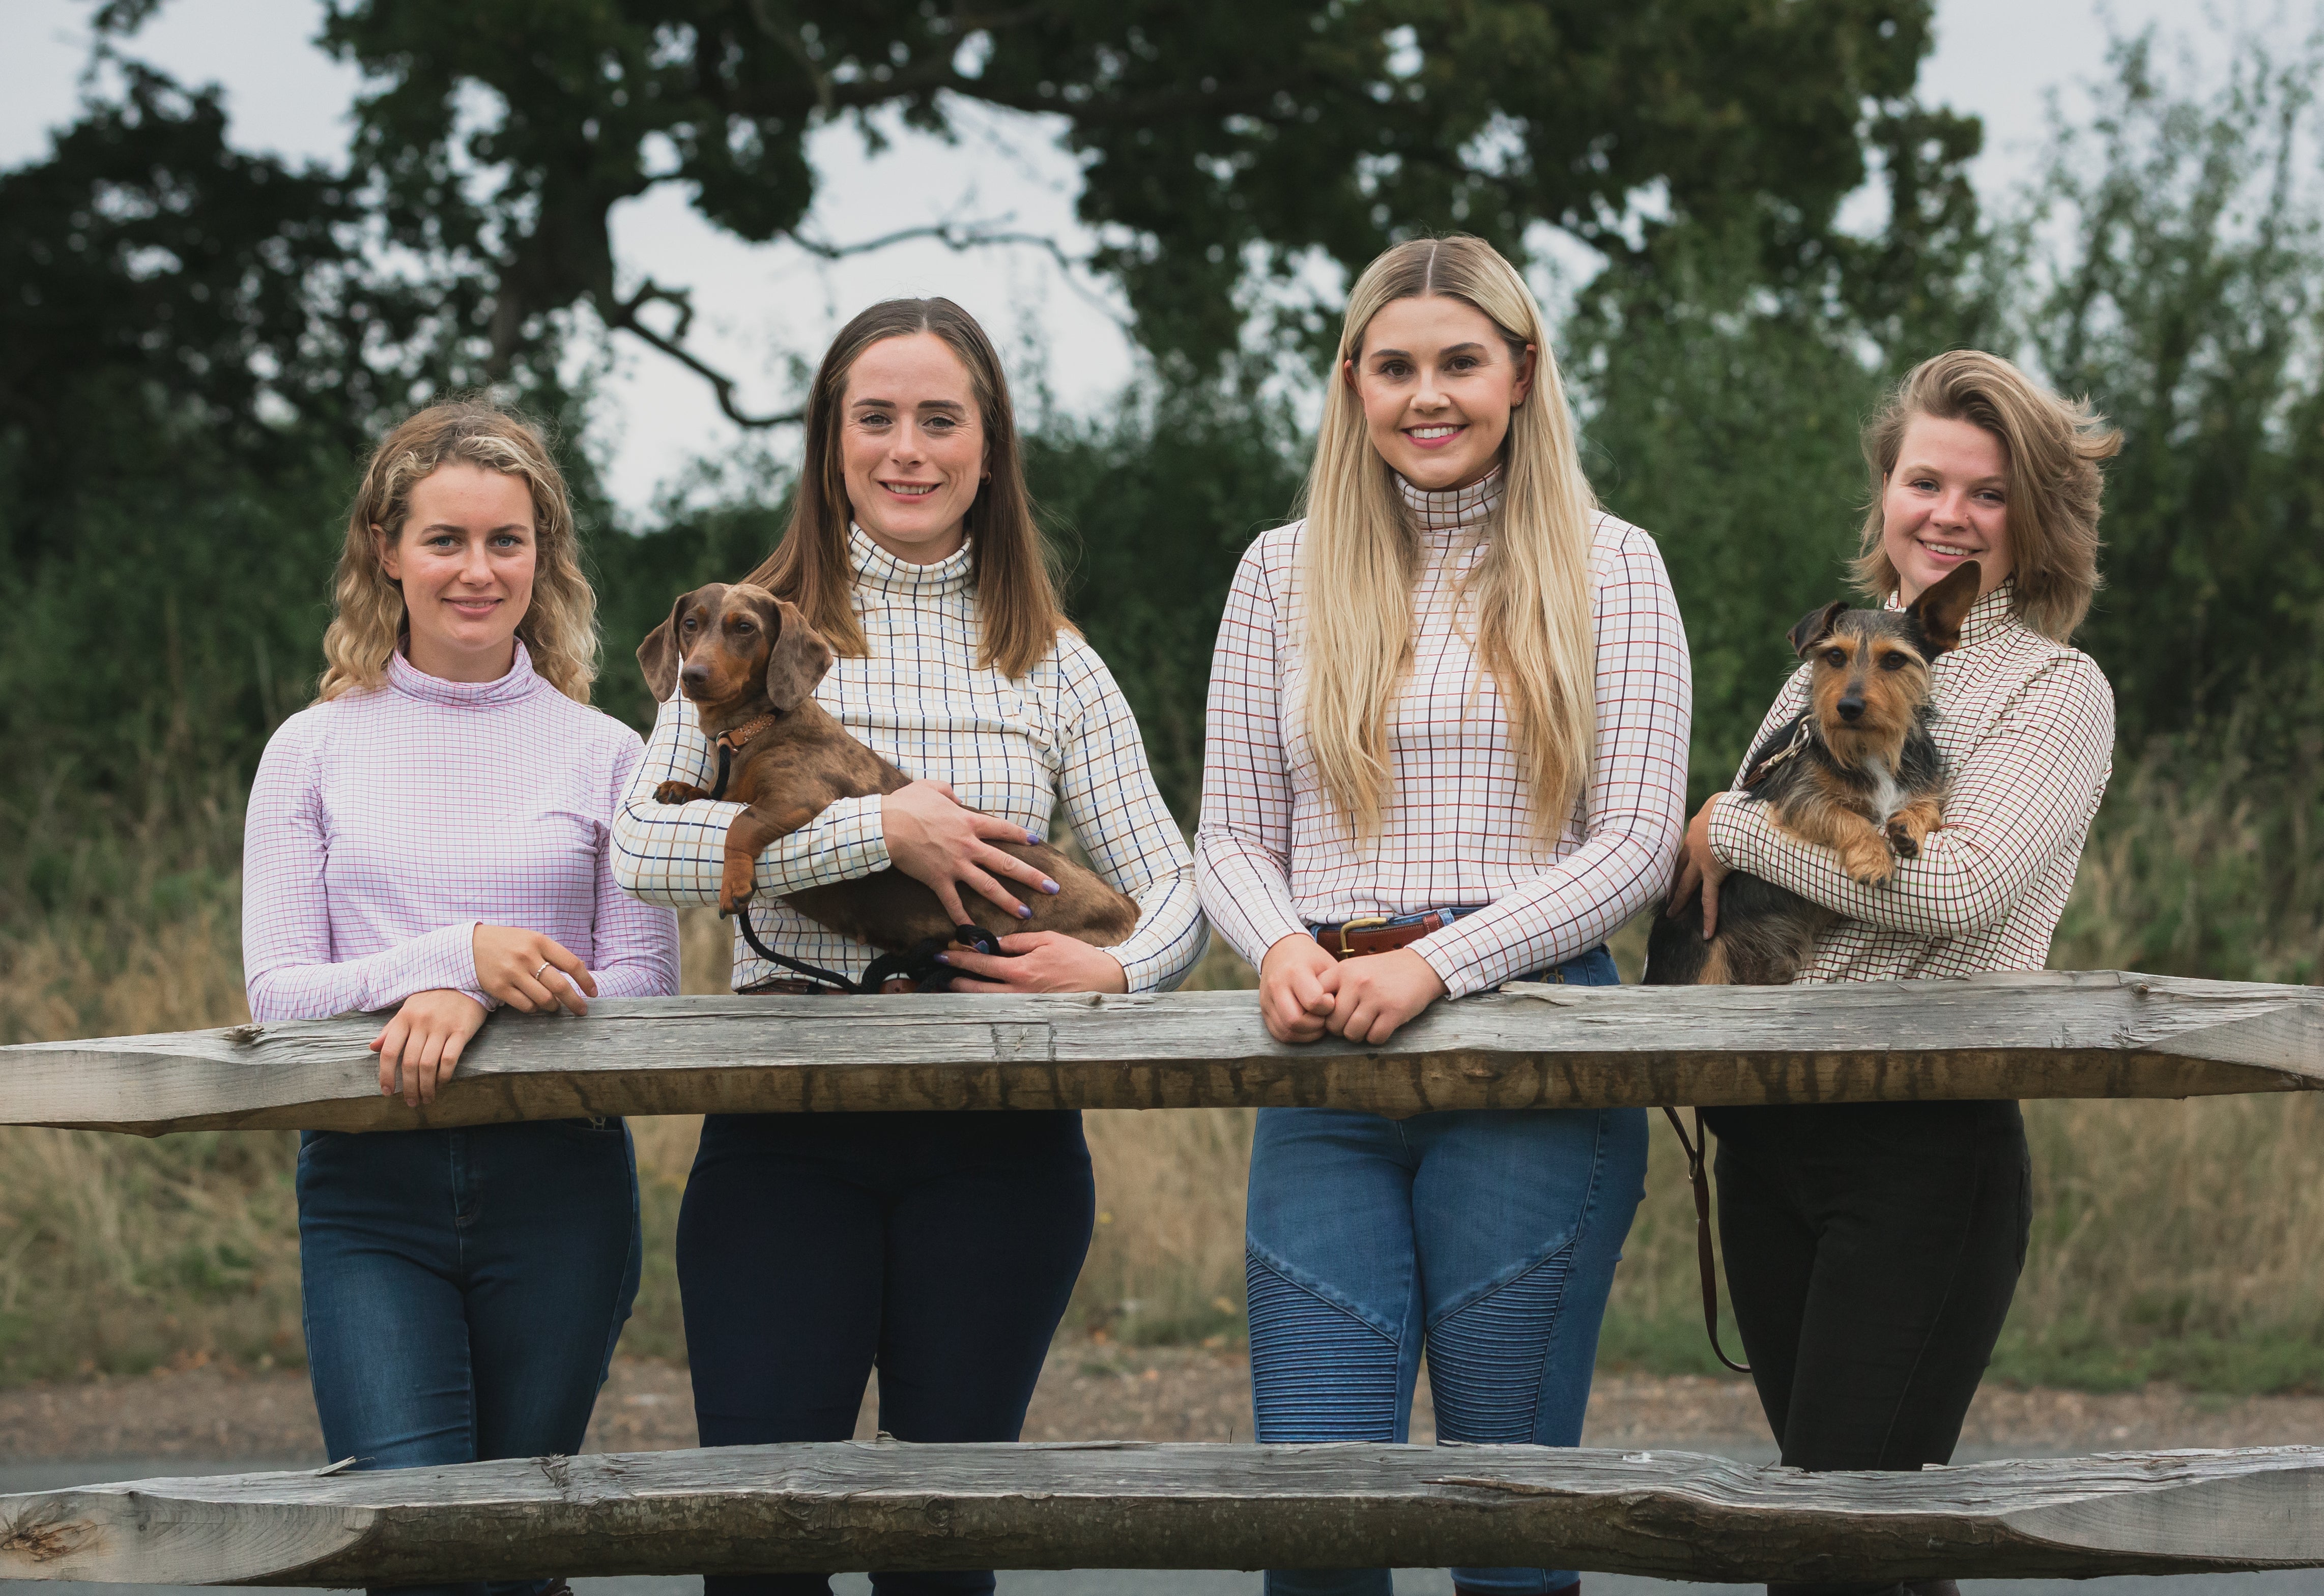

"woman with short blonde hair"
[245, 399, 678, 1596]
[1198, 235, 1692, 1596]
[1672, 350, 2119, 1596]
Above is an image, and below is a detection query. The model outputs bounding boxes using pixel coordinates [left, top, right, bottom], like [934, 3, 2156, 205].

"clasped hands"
[1259, 936, 1447, 1045]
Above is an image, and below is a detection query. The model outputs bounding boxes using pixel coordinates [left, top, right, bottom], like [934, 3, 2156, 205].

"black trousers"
[676, 1109, 1097, 1596]
[1703, 1100, 2030, 1470]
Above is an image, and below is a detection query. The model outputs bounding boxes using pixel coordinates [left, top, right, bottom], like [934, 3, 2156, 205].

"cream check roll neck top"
[242, 642, 680, 1020]
[1706, 581, 2114, 981]
[611, 527, 1203, 993]
[1196, 470, 1693, 996]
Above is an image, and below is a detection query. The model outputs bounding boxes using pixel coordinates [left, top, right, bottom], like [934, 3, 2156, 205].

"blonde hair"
[746, 298, 1067, 679]
[1855, 350, 2120, 642]
[1298, 235, 1599, 844]
[319, 400, 598, 703]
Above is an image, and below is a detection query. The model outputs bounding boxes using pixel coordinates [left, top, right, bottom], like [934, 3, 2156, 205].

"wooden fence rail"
[6, 1440, 2324, 1585]
[1, 969, 2316, 1136]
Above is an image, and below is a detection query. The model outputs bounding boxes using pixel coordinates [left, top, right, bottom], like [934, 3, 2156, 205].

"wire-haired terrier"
[1646, 561, 1983, 986]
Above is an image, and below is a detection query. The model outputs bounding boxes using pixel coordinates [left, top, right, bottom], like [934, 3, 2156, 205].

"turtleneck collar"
[849, 523, 974, 599]
[1886, 578, 2019, 649]
[387, 637, 546, 708]
[1396, 466, 1504, 542]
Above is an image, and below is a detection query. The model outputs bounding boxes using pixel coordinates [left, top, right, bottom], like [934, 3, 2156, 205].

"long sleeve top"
[611, 527, 1204, 994]
[243, 642, 680, 1021]
[1195, 469, 1694, 997]
[1706, 581, 2115, 981]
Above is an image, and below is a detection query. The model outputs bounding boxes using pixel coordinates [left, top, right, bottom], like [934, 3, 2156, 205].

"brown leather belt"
[1307, 910, 1472, 960]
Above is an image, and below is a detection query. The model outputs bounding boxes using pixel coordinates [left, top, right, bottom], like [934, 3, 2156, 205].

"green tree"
[289, 0, 1966, 407]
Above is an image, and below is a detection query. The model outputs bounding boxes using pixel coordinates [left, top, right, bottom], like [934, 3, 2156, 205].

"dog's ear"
[764, 598, 836, 713]
[1908, 561, 1983, 655]
[1788, 600, 1850, 659]
[637, 590, 697, 703]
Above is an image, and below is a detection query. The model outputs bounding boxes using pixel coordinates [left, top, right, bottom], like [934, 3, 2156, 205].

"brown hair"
[318, 399, 597, 703]
[1854, 350, 2121, 642]
[744, 298, 1066, 678]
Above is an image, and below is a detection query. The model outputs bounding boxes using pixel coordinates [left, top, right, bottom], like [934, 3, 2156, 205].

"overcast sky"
[0, 0, 2268, 515]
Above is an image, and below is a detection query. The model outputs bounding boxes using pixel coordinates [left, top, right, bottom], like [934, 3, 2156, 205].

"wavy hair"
[319, 399, 598, 703]
[745, 298, 1066, 678]
[1854, 350, 2120, 641]
[1298, 235, 1599, 845]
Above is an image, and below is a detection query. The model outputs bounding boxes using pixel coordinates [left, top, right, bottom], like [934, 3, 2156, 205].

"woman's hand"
[881, 779, 1061, 926]
[1324, 948, 1448, 1044]
[473, 924, 597, 1015]
[372, 990, 487, 1107]
[937, 931, 1129, 994]
[1667, 793, 1732, 938]
[1259, 934, 1341, 1043]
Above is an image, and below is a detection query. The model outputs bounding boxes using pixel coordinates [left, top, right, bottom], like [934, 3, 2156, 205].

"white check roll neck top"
[614, 526, 1203, 992]
[1197, 467, 1695, 995]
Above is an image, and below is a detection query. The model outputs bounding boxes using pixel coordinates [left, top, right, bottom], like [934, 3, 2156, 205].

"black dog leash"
[1661, 1107, 1752, 1375]
[733, 904, 1006, 995]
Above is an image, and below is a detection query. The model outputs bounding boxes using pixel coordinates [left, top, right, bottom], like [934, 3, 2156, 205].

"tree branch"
[600, 278, 806, 429]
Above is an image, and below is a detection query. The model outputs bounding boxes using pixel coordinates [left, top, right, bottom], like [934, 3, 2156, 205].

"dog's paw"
[655, 781, 708, 805]
[1841, 838, 1897, 885]
[1884, 818, 1921, 859]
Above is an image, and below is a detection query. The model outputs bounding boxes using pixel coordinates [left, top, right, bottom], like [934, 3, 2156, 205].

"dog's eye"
[1880, 652, 1910, 671]
[733, 621, 755, 634]
[1823, 649, 1847, 668]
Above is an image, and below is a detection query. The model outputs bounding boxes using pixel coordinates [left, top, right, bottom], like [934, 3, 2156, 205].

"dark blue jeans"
[1247, 946, 1646, 1596]
[677, 1109, 1097, 1596]
[297, 1119, 643, 1596]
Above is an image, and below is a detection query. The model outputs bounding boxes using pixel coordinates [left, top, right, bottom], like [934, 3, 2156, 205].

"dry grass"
[3, 752, 2321, 1389]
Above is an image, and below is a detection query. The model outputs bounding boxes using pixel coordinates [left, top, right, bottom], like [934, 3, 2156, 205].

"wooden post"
[1, 971, 2316, 1136]
[6, 1441, 2324, 1585]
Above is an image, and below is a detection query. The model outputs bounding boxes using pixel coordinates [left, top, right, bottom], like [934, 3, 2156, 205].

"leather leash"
[1661, 1106, 1752, 1374]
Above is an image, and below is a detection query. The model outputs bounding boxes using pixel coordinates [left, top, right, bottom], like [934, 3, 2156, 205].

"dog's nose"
[1837, 697, 1865, 722]
[679, 664, 708, 691]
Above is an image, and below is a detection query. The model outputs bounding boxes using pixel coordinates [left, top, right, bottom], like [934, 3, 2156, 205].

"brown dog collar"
[705, 712, 779, 802]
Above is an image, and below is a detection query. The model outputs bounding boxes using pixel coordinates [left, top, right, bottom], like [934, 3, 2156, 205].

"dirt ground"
[5, 1344, 2321, 1461]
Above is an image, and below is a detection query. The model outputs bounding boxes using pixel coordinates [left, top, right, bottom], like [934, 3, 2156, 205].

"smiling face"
[377, 462, 537, 683]
[838, 332, 986, 564]
[1344, 294, 1535, 492]
[1880, 413, 2016, 604]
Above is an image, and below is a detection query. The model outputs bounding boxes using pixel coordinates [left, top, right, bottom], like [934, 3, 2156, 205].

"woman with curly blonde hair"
[244, 399, 677, 1596]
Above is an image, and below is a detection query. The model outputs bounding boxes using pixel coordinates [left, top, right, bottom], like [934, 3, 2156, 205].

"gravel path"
[6, 1345, 2320, 1460]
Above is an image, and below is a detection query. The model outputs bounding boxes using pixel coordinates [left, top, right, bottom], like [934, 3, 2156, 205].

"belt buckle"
[1330, 914, 1392, 957]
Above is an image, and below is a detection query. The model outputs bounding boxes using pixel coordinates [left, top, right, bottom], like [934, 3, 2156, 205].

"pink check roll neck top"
[242, 643, 679, 1021]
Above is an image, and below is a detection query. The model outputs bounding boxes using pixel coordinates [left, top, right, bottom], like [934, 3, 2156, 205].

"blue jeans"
[1246, 946, 1645, 1596]
[298, 1119, 643, 1596]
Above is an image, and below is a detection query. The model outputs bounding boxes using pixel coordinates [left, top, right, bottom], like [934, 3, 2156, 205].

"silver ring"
[534, 960, 553, 981]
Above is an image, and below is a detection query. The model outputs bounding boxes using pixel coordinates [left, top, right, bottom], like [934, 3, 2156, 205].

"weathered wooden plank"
[4, 1441, 2322, 1585]
[2, 970, 2317, 1136]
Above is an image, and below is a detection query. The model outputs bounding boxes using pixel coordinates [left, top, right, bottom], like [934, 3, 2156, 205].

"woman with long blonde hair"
[1197, 236, 1691, 1596]
[243, 399, 678, 1596]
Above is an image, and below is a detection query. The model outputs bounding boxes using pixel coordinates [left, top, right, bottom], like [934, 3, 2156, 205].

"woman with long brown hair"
[613, 298, 1201, 1596]
[244, 399, 679, 1596]
[1197, 235, 1691, 1596]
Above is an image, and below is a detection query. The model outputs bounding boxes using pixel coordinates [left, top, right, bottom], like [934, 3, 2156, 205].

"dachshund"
[1645, 560, 1982, 987]
[637, 583, 1138, 965]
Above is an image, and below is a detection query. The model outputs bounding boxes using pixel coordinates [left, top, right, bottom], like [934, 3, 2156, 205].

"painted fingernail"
[935, 952, 952, 964]
[1015, 904, 1032, 918]
[1026, 830, 1042, 845]
[1041, 878, 1060, 893]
